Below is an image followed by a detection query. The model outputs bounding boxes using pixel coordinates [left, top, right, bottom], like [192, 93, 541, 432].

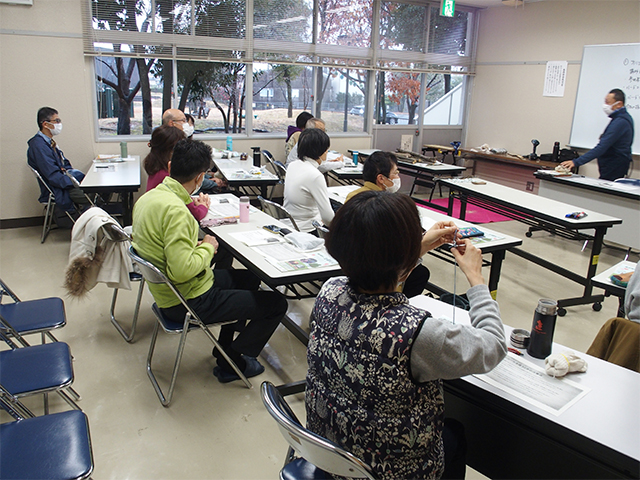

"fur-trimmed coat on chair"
[64, 207, 132, 297]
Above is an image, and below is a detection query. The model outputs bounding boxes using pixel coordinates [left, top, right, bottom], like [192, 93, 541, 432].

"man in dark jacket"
[27, 107, 88, 212]
[561, 89, 634, 181]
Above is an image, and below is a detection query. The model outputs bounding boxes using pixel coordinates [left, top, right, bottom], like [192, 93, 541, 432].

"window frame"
[84, 0, 478, 140]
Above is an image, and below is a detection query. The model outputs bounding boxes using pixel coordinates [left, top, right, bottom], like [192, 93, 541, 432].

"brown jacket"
[586, 317, 640, 373]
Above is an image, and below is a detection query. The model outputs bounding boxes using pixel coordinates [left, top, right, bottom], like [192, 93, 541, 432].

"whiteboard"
[569, 43, 639, 155]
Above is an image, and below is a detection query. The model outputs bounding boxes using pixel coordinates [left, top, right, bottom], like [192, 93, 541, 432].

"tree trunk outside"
[136, 58, 152, 134]
[117, 97, 131, 134]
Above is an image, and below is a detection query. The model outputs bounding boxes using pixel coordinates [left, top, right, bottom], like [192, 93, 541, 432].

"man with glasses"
[162, 108, 194, 137]
[27, 106, 88, 216]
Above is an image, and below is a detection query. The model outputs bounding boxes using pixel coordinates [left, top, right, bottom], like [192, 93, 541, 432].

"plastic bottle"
[226, 136, 233, 151]
[527, 299, 558, 359]
[552, 142, 560, 162]
[120, 142, 128, 159]
[352, 151, 359, 165]
[239, 196, 250, 223]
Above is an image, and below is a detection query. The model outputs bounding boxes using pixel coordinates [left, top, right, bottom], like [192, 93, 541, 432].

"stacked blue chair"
[0, 385, 94, 480]
[0, 318, 80, 415]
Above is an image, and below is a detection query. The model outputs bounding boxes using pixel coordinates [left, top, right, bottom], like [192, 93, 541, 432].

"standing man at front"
[132, 139, 287, 382]
[561, 89, 634, 181]
[27, 107, 89, 214]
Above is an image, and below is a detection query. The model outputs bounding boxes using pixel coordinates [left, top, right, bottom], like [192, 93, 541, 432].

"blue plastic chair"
[0, 321, 80, 415]
[0, 385, 93, 480]
[0, 277, 66, 345]
[260, 382, 377, 480]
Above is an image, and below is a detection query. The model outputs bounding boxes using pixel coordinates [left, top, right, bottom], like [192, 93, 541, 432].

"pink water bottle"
[239, 196, 250, 223]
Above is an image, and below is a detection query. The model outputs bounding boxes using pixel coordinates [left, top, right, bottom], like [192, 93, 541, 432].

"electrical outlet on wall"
[400, 135, 413, 152]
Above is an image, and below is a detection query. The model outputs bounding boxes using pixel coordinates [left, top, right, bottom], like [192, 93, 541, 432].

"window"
[317, 67, 369, 133]
[252, 63, 313, 133]
[84, 0, 476, 137]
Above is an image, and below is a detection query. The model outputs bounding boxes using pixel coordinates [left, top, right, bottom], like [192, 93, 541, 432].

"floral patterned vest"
[305, 277, 445, 479]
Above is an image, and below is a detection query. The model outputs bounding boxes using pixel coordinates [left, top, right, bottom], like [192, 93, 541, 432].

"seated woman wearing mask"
[283, 128, 334, 233]
[345, 150, 401, 201]
[345, 151, 430, 297]
[306, 191, 507, 480]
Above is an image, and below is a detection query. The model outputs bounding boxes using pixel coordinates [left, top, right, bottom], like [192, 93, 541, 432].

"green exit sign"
[440, 0, 455, 17]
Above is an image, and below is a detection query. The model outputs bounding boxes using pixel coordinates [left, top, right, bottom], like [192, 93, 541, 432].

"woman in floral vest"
[305, 191, 507, 479]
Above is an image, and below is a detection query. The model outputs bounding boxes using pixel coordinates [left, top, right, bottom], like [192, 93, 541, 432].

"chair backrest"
[273, 161, 288, 180]
[260, 382, 377, 479]
[0, 278, 20, 304]
[257, 196, 300, 232]
[262, 150, 286, 182]
[101, 222, 131, 243]
[127, 246, 200, 321]
[29, 166, 55, 200]
[311, 220, 329, 239]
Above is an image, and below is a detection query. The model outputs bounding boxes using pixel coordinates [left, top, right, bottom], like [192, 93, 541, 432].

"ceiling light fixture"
[502, 0, 525, 6]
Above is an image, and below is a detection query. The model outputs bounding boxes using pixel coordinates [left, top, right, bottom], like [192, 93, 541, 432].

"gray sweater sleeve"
[410, 284, 508, 383]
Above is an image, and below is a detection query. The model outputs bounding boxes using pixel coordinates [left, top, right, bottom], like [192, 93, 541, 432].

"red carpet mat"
[419, 198, 512, 224]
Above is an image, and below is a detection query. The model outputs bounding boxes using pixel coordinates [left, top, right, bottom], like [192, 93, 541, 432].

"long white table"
[80, 155, 141, 225]
[213, 157, 279, 198]
[411, 294, 640, 479]
[439, 177, 623, 316]
[590, 260, 637, 317]
[328, 185, 523, 300]
[535, 172, 640, 250]
[201, 194, 342, 395]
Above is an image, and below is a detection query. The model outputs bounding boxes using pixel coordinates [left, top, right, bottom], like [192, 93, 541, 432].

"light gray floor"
[0, 214, 636, 479]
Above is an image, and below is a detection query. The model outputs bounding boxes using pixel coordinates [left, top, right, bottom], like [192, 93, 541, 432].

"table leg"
[488, 250, 505, 301]
[122, 192, 133, 226]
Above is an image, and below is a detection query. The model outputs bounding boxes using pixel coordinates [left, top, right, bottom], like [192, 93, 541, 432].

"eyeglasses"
[46, 118, 62, 124]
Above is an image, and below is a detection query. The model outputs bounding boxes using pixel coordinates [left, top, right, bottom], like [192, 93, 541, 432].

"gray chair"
[261, 381, 377, 480]
[258, 195, 300, 232]
[101, 223, 145, 343]
[262, 150, 287, 182]
[311, 220, 329, 239]
[128, 246, 251, 407]
[29, 166, 76, 243]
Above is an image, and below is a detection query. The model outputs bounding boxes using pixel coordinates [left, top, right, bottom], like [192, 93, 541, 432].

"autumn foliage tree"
[386, 73, 420, 125]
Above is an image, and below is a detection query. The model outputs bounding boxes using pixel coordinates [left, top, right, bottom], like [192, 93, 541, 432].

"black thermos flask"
[527, 299, 558, 359]
[251, 147, 261, 167]
[552, 142, 560, 162]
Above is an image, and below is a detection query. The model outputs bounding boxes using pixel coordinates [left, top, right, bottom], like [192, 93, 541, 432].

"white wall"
[467, 0, 640, 179]
[0, 0, 370, 222]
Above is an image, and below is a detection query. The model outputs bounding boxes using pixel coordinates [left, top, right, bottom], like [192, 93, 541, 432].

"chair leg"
[42, 200, 55, 243]
[57, 389, 82, 411]
[109, 278, 145, 343]
[146, 319, 190, 407]
[199, 323, 252, 389]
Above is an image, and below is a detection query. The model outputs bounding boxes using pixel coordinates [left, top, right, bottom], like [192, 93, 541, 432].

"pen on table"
[508, 347, 523, 356]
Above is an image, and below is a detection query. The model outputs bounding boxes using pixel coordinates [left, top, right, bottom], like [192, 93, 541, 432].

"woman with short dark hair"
[283, 128, 334, 232]
[305, 191, 507, 480]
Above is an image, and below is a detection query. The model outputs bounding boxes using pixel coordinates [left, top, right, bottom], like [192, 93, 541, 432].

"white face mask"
[191, 173, 204, 195]
[49, 123, 63, 136]
[183, 124, 195, 137]
[603, 102, 617, 116]
[386, 177, 401, 193]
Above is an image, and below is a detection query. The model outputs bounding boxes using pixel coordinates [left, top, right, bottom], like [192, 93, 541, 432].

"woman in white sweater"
[283, 128, 335, 233]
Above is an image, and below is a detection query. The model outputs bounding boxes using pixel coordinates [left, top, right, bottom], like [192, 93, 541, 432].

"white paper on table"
[254, 242, 305, 261]
[228, 230, 284, 247]
[208, 203, 241, 218]
[474, 354, 590, 416]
